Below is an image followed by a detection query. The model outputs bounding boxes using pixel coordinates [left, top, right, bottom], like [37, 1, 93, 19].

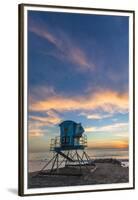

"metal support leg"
[58, 157, 66, 168]
[77, 151, 90, 171]
[81, 151, 85, 160]
[33, 153, 57, 177]
[56, 153, 59, 173]
[65, 151, 69, 166]
[83, 151, 89, 163]
[50, 153, 58, 174]
[76, 150, 82, 173]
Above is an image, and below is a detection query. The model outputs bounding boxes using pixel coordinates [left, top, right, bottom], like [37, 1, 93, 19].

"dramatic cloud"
[80, 112, 113, 120]
[85, 122, 128, 133]
[29, 86, 56, 102]
[29, 20, 95, 71]
[28, 109, 62, 137]
[29, 129, 45, 137]
[86, 122, 129, 149]
[29, 89, 128, 114]
[28, 121, 46, 137]
[29, 111, 61, 126]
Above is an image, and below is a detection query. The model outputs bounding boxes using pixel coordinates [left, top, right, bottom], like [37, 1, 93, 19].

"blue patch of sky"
[28, 11, 129, 97]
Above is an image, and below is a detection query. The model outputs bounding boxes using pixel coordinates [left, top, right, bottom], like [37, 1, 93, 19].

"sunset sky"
[27, 10, 129, 153]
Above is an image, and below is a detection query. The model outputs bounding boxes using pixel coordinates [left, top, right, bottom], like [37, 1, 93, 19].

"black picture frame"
[18, 3, 135, 196]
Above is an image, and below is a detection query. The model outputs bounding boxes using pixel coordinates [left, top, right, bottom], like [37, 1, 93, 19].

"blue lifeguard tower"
[38, 120, 95, 176]
[51, 120, 87, 151]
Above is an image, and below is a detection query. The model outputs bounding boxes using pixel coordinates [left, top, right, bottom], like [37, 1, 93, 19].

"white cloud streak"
[85, 122, 128, 133]
[29, 20, 95, 72]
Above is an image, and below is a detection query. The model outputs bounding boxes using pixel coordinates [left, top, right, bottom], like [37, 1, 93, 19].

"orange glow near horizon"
[88, 139, 128, 149]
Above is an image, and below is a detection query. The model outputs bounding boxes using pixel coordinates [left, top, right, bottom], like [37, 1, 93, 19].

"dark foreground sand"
[28, 160, 129, 188]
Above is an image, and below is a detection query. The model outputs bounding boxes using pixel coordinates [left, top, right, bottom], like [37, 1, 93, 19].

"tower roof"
[59, 120, 77, 126]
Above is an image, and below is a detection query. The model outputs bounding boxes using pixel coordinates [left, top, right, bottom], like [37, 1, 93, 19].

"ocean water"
[87, 148, 128, 160]
[28, 148, 129, 172]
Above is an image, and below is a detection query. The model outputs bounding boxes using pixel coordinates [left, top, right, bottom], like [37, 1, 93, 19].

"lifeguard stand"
[51, 120, 87, 151]
[37, 120, 95, 176]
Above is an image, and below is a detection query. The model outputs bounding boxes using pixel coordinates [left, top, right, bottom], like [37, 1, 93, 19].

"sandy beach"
[28, 159, 129, 188]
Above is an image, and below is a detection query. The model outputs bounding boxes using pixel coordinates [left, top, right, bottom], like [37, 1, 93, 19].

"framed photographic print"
[18, 3, 135, 196]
